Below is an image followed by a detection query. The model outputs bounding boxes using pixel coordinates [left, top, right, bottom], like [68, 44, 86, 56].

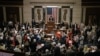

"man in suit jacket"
[54, 46, 61, 56]
[49, 16, 54, 22]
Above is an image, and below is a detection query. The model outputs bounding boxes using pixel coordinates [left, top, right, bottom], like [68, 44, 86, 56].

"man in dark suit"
[32, 19, 36, 27]
[49, 16, 54, 22]
[54, 46, 61, 56]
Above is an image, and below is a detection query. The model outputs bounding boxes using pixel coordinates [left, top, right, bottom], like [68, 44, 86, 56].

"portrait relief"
[61, 8, 70, 23]
[88, 15, 92, 25]
[34, 8, 43, 22]
[88, 15, 97, 25]
[93, 15, 96, 25]
[9, 14, 14, 19]
[63, 9, 67, 21]
[37, 9, 41, 21]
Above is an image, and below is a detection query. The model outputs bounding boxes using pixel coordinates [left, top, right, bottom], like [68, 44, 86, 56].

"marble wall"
[23, 0, 82, 24]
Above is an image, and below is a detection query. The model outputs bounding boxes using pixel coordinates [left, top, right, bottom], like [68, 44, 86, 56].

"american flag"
[47, 7, 58, 23]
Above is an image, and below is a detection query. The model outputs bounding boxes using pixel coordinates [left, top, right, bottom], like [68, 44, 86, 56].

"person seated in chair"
[49, 16, 54, 22]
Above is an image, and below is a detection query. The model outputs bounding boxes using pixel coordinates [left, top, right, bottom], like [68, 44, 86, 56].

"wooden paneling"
[0, 7, 4, 22]
[85, 8, 100, 26]
[0, 0, 23, 5]
[82, 0, 100, 6]
[6, 7, 19, 23]
[0, 7, 4, 29]
[82, 0, 100, 2]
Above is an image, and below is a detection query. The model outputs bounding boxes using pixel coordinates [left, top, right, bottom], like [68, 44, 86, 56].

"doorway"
[6, 7, 20, 23]
[85, 8, 100, 26]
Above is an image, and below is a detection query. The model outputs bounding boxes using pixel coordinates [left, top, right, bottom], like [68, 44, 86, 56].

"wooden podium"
[45, 21, 55, 33]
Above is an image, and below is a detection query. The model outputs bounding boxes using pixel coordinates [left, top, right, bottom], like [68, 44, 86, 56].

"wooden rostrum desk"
[0, 49, 25, 56]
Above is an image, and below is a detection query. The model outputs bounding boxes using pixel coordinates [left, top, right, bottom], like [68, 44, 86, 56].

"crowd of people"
[0, 21, 100, 56]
